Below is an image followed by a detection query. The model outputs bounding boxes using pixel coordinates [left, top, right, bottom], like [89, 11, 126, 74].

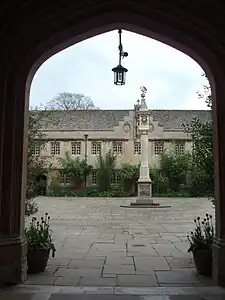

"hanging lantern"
[112, 64, 128, 85]
[112, 29, 128, 85]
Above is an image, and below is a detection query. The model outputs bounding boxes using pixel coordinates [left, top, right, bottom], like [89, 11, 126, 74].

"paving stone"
[203, 296, 225, 300]
[48, 258, 71, 267]
[105, 256, 134, 265]
[103, 265, 135, 275]
[117, 274, 159, 287]
[69, 259, 105, 269]
[26, 275, 57, 285]
[54, 267, 102, 277]
[54, 276, 80, 286]
[166, 258, 195, 269]
[31, 294, 52, 300]
[134, 257, 171, 272]
[159, 233, 181, 242]
[35, 266, 58, 276]
[155, 270, 201, 284]
[127, 247, 159, 257]
[141, 297, 170, 300]
[153, 244, 188, 258]
[102, 273, 118, 278]
[173, 242, 190, 252]
[49, 296, 146, 300]
[154, 239, 173, 244]
[169, 297, 204, 300]
[0, 292, 36, 300]
[79, 276, 117, 286]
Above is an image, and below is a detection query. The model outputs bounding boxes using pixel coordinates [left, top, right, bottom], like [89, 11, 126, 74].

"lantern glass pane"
[118, 72, 123, 83]
[114, 71, 117, 84]
[123, 71, 126, 82]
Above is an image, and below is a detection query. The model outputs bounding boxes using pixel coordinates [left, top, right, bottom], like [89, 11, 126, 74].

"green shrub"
[107, 185, 124, 197]
[76, 185, 130, 197]
[76, 187, 100, 197]
[58, 152, 93, 187]
[153, 190, 191, 197]
[120, 163, 139, 194]
[160, 151, 191, 191]
[97, 150, 117, 192]
[47, 189, 76, 197]
[49, 176, 61, 192]
[25, 198, 39, 216]
[150, 169, 169, 193]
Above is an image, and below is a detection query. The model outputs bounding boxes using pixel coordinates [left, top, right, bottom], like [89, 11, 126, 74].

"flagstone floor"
[24, 196, 215, 288]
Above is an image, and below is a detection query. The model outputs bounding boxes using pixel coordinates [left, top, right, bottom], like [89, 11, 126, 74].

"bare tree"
[46, 93, 96, 110]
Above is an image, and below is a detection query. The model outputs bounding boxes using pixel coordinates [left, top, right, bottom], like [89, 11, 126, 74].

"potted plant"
[187, 213, 214, 276]
[25, 213, 56, 273]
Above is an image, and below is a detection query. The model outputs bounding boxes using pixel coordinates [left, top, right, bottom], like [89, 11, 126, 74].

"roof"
[150, 110, 211, 130]
[34, 109, 211, 131]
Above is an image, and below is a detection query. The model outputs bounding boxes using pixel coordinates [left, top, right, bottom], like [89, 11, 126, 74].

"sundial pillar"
[135, 86, 154, 205]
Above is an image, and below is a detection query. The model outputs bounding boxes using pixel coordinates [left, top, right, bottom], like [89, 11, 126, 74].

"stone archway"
[0, 1, 225, 287]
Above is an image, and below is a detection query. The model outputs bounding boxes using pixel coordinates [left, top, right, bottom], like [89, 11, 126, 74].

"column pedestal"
[0, 237, 27, 286]
[136, 179, 154, 205]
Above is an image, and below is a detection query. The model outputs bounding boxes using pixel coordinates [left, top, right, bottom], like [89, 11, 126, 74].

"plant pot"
[193, 249, 212, 276]
[27, 248, 50, 274]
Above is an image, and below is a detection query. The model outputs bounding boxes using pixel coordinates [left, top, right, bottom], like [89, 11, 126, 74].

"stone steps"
[0, 285, 225, 300]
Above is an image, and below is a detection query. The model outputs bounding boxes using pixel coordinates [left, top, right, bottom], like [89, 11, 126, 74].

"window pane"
[154, 142, 164, 155]
[175, 142, 185, 155]
[51, 142, 60, 155]
[113, 142, 122, 154]
[71, 142, 81, 155]
[134, 142, 141, 155]
[92, 142, 101, 155]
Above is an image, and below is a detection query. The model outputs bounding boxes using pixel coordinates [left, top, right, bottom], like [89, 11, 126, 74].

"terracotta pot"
[27, 248, 50, 274]
[193, 249, 212, 276]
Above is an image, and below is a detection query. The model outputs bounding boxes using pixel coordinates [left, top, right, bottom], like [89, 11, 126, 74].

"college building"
[32, 108, 211, 189]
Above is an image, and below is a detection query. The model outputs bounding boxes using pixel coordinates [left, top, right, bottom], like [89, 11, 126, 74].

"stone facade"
[34, 109, 211, 188]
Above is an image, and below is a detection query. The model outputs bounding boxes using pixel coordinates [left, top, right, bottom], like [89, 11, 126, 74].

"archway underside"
[1, 0, 225, 288]
[0, 1, 224, 81]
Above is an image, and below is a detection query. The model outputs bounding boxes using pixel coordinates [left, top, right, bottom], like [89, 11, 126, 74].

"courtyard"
[25, 196, 215, 287]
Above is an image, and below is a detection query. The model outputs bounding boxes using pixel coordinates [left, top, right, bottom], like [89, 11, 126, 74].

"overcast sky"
[30, 30, 209, 110]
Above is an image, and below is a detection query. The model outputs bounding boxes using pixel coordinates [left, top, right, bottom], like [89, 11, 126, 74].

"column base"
[135, 180, 155, 205]
[0, 237, 27, 286]
[213, 238, 225, 286]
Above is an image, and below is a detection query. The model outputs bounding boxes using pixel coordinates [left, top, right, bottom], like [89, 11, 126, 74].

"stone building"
[34, 108, 211, 189]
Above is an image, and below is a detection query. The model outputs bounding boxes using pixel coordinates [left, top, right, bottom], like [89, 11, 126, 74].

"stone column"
[0, 66, 28, 285]
[136, 135, 153, 204]
[135, 87, 153, 205]
[212, 68, 225, 287]
[139, 132, 151, 182]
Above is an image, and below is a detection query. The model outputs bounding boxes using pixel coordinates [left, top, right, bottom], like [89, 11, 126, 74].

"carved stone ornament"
[140, 130, 148, 135]
[123, 121, 131, 133]
[149, 123, 154, 133]
[141, 115, 148, 125]
[136, 128, 141, 137]
[139, 184, 150, 196]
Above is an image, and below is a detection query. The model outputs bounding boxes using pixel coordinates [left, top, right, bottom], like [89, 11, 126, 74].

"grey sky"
[30, 30, 209, 110]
